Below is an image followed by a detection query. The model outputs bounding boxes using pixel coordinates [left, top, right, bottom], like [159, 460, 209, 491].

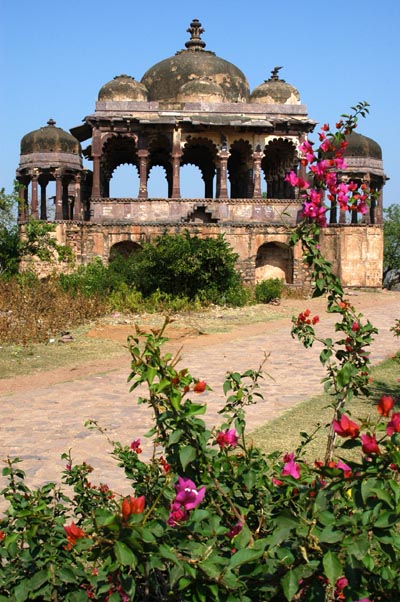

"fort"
[16, 19, 386, 287]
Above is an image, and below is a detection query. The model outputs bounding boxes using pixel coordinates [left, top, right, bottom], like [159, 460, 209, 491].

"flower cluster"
[63, 522, 85, 549]
[167, 477, 206, 527]
[285, 115, 371, 227]
[295, 308, 319, 326]
[121, 495, 145, 521]
[216, 428, 239, 449]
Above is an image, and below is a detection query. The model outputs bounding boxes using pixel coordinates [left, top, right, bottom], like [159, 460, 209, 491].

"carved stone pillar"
[74, 173, 82, 220]
[40, 181, 47, 220]
[217, 149, 229, 198]
[31, 172, 39, 219]
[92, 155, 101, 197]
[171, 153, 182, 198]
[18, 180, 28, 221]
[55, 171, 63, 220]
[252, 151, 263, 198]
[138, 150, 149, 199]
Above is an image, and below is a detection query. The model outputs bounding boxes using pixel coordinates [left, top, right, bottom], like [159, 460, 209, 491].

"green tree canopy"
[383, 203, 400, 272]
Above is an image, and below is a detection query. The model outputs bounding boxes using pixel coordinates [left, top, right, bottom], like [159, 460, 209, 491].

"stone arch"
[101, 134, 139, 197]
[262, 138, 297, 199]
[148, 134, 172, 196]
[181, 136, 218, 198]
[109, 240, 142, 261]
[228, 139, 253, 198]
[255, 241, 293, 283]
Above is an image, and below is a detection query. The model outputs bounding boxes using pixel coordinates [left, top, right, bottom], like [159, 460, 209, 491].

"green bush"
[255, 278, 284, 303]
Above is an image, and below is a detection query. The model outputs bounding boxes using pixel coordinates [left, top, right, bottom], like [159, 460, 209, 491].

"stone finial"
[47, 119, 56, 127]
[185, 19, 206, 50]
[270, 66, 283, 81]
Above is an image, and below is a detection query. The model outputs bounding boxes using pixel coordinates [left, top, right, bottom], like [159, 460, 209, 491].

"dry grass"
[0, 277, 108, 345]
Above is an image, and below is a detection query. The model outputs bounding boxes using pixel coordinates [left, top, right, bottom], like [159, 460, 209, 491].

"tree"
[383, 203, 400, 273]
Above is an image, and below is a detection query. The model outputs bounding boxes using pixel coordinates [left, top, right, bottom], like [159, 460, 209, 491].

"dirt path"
[1, 289, 399, 496]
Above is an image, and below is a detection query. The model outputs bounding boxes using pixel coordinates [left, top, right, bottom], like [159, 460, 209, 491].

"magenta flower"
[227, 521, 243, 539]
[282, 452, 300, 479]
[174, 477, 206, 510]
[130, 438, 142, 453]
[361, 433, 380, 455]
[216, 428, 239, 449]
[386, 412, 400, 436]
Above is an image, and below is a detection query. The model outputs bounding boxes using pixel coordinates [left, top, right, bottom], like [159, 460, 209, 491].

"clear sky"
[2, 0, 399, 207]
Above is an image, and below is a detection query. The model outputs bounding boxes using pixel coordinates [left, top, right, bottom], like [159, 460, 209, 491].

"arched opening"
[180, 164, 205, 198]
[181, 137, 217, 198]
[147, 165, 169, 198]
[255, 242, 293, 283]
[262, 138, 297, 199]
[109, 164, 139, 198]
[228, 140, 253, 198]
[109, 240, 142, 261]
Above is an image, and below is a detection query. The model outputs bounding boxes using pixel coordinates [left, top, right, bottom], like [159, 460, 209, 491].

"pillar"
[217, 149, 229, 198]
[138, 150, 149, 199]
[31, 172, 39, 219]
[55, 171, 63, 220]
[92, 155, 101, 197]
[74, 173, 82, 220]
[252, 151, 263, 198]
[171, 153, 182, 198]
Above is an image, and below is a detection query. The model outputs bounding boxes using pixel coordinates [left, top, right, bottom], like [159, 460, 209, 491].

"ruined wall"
[25, 222, 383, 289]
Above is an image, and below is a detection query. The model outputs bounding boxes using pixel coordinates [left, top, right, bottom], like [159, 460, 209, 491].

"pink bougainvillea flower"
[335, 459, 352, 478]
[216, 428, 239, 449]
[64, 522, 85, 549]
[167, 477, 206, 526]
[227, 521, 243, 539]
[193, 380, 207, 393]
[351, 321, 360, 332]
[386, 412, 400, 436]
[377, 395, 395, 417]
[0, 530, 5, 542]
[272, 477, 284, 486]
[167, 505, 189, 526]
[121, 495, 146, 520]
[361, 433, 380, 455]
[282, 452, 301, 479]
[332, 414, 360, 438]
[174, 477, 206, 510]
[130, 438, 142, 453]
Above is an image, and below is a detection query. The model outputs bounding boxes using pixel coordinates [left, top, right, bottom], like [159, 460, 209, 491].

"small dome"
[98, 74, 148, 101]
[250, 67, 300, 105]
[20, 119, 81, 155]
[141, 19, 249, 103]
[177, 77, 226, 102]
[344, 132, 382, 160]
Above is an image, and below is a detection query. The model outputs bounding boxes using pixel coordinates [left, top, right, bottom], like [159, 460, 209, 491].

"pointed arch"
[255, 241, 293, 283]
[262, 138, 297, 199]
[228, 139, 253, 198]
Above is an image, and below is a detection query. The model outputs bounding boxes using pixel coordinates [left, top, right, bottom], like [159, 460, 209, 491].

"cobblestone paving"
[1, 292, 399, 498]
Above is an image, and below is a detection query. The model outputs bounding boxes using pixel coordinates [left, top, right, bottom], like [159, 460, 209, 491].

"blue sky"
[2, 0, 399, 207]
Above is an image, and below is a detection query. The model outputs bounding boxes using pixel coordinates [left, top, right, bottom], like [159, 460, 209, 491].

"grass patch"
[251, 353, 400, 462]
[0, 328, 125, 379]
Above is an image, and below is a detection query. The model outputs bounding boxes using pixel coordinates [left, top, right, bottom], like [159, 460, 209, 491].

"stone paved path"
[1, 291, 399, 499]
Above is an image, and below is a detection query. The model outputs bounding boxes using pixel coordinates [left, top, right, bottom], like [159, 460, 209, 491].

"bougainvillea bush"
[1, 105, 399, 601]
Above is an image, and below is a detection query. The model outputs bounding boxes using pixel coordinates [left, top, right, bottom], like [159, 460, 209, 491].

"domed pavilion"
[16, 19, 386, 287]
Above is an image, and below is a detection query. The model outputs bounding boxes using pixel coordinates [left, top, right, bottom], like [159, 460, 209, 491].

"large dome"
[98, 74, 148, 101]
[20, 119, 81, 156]
[250, 67, 300, 105]
[141, 19, 250, 103]
[344, 132, 382, 160]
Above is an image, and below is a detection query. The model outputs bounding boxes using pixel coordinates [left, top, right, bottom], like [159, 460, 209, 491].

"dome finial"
[47, 118, 56, 127]
[270, 66, 283, 81]
[185, 19, 206, 50]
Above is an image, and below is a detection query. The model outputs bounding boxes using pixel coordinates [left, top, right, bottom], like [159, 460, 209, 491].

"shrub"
[255, 278, 284, 303]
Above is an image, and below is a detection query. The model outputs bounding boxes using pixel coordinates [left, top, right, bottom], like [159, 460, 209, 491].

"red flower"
[130, 438, 142, 453]
[351, 321, 360, 331]
[361, 433, 380, 455]
[64, 522, 85, 549]
[377, 395, 395, 417]
[216, 428, 239, 448]
[387, 412, 400, 436]
[0, 530, 5, 541]
[332, 414, 360, 438]
[121, 495, 146, 520]
[193, 380, 207, 393]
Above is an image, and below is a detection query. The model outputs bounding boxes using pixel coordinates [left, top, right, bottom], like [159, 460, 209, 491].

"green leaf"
[114, 541, 136, 567]
[322, 550, 342, 585]
[168, 428, 183, 444]
[179, 445, 196, 471]
[228, 547, 264, 569]
[28, 569, 50, 591]
[184, 402, 206, 417]
[281, 570, 300, 601]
